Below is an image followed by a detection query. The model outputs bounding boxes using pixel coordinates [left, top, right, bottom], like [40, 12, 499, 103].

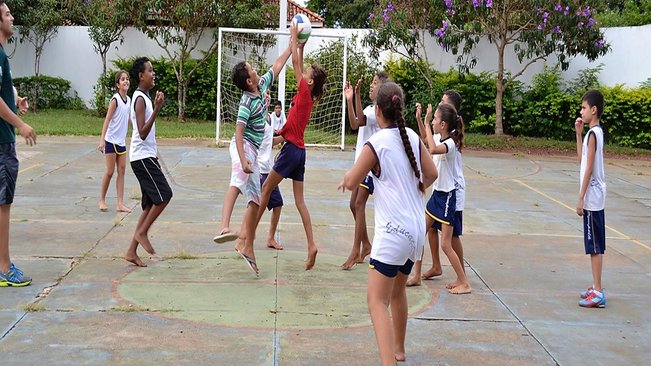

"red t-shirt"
[279, 78, 313, 148]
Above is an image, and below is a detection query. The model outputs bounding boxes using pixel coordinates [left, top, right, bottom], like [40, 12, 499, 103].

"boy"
[219, 29, 293, 275]
[575, 89, 607, 308]
[270, 100, 285, 134]
[124, 57, 171, 267]
[0, 1, 37, 287]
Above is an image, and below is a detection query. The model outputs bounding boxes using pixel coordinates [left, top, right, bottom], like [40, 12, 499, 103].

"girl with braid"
[425, 103, 471, 294]
[339, 82, 437, 365]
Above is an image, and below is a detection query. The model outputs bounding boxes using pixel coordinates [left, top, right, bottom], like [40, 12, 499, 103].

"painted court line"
[19, 163, 43, 174]
[513, 179, 651, 252]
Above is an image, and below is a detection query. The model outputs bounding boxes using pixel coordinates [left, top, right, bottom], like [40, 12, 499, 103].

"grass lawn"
[21, 109, 651, 158]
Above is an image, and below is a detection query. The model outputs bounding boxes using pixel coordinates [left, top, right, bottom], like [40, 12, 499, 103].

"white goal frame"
[216, 27, 348, 150]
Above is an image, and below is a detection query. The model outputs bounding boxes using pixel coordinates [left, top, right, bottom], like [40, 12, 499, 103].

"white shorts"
[229, 138, 260, 206]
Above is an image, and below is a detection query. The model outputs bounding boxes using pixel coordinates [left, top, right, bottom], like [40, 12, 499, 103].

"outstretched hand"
[355, 77, 363, 95]
[415, 103, 422, 122]
[344, 81, 354, 101]
[425, 103, 433, 123]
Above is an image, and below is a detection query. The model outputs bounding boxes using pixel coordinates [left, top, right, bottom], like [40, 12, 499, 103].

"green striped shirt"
[236, 69, 274, 149]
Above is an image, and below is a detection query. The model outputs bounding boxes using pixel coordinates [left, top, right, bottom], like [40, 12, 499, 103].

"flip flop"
[237, 250, 259, 276]
[213, 230, 238, 244]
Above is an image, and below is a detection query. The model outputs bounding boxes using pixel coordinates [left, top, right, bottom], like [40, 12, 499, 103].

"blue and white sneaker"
[579, 290, 606, 308]
[0, 266, 32, 287]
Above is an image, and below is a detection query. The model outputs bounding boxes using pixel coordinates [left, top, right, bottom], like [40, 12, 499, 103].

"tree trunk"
[178, 80, 186, 121]
[494, 44, 505, 135]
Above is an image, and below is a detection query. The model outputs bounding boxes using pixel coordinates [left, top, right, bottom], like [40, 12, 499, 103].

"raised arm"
[353, 78, 366, 127]
[420, 140, 438, 188]
[576, 132, 596, 216]
[290, 23, 303, 85]
[344, 81, 359, 129]
[575, 117, 584, 162]
[271, 41, 292, 79]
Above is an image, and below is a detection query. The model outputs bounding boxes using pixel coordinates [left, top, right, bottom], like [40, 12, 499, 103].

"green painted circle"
[117, 250, 433, 329]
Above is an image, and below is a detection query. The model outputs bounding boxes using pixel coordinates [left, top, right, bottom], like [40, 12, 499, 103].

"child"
[249, 24, 328, 272]
[98, 70, 132, 213]
[124, 57, 171, 267]
[0, 0, 37, 287]
[425, 103, 471, 294]
[408, 90, 466, 286]
[270, 100, 286, 134]
[575, 89, 607, 308]
[339, 82, 437, 365]
[217, 28, 294, 275]
[342, 71, 390, 270]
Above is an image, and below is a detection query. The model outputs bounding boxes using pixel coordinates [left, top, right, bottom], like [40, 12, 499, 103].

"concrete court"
[0, 136, 649, 366]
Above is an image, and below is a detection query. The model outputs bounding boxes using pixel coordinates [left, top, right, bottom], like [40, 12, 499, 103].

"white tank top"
[129, 90, 157, 162]
[105, 93, 130, 146]
[354, 105, 380, 162]
[366, 127, 425, 265]
[580, 125, 606, 211]
[433, 137, 457, 193]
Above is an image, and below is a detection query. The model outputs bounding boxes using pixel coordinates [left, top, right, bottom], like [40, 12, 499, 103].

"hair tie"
[456, 114, 461, 121]
[392, 95, 399, 103]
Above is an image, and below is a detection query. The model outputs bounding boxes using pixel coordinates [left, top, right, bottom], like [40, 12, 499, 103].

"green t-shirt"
[0, 45, 16, 143]
[236, 69, 274, 150]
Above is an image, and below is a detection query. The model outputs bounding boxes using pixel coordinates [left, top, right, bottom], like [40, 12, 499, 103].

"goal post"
[216, 27, 348, 149]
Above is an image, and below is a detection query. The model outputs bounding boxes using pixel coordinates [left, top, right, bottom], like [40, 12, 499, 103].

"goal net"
[216, 28, 347, 149]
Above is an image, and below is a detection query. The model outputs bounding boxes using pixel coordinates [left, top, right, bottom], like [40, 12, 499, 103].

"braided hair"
[376, 82, 424, 193]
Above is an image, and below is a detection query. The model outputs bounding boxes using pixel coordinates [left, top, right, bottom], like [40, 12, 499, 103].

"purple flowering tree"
[366, 0, 610, 135]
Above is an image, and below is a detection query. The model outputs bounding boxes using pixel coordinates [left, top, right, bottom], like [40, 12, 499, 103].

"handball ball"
[292, 14, 312, 44]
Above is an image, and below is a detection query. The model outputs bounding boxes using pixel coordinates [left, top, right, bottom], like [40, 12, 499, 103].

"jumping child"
[341, 71, 390, 270]
[124, 57, 172, 267]
[98, 70, 132, 213]
[248, 24, 328, 272]
[339, 82, 437, 365]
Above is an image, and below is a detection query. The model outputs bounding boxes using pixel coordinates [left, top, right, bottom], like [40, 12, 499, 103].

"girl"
[342, 70, 390, 270]
[247, 23, 327, 271]
[408, 90, 466, 286]
[98, 71, 132, 213]
[340, 82, 437, 365]
[424, 102, 471, 294]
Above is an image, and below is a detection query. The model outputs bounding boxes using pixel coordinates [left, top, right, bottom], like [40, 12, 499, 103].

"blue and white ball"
[292, 14, 312, 44]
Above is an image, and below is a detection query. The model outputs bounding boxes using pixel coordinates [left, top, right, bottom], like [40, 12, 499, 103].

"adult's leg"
[292, 180, 318, 270]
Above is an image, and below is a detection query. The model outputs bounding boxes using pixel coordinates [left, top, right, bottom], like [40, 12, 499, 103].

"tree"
[597, 0, 651, 26]
[366, 0, 610, 135]
[306, 0, 376, 28]
[17, 0, 62, 77]
[131, 0, 278, 120]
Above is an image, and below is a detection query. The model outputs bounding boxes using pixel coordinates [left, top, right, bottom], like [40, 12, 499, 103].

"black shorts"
[261, 173, 283, 211]
[273, 141, 306, 181]
[0, 143, 18, 205]
[583, 209, 606, 254]
[130, 157, 173, 209]
[104, 141, 127, 155]
[369, 258, 414, 278]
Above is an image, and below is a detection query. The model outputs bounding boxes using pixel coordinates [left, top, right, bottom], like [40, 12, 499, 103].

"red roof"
[271, 0, 324, 27]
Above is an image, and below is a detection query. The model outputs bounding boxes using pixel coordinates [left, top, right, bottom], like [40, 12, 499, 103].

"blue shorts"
[260, 173, 283, 211]
[432, 211, 463, 236]
[273, 141, 306, 181]
[426, 190, 457, 226]
[104, 141, 127, 155]
[369, 258, 414, 278]
[0, 143, 18, 205]
[583, 209, 605, 255]
[359, 175, 374, 195]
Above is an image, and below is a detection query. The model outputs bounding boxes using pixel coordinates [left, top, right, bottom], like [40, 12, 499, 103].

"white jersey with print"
[367, 127, 425, 266]
[354, 105, 380, 162]
[129, 90, 157, 162]
[432, 137, 457, 193]
[580, 125, 606, 211]
[105, 93, 130, 147]
[269, 111, 285, 132]
[258, 122, 274, 174]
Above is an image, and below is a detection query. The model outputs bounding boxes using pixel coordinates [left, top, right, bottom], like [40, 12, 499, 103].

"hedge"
[14, 75, 85, 111]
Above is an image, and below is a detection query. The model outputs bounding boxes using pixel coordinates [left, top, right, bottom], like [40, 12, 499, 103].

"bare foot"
[446, 281, 461, 289]
[125, 254, 147, 267]
[395, 352, 406, 362]
[266, 238, 284, 250]
[134, 232, 156, 255]
[449, 283, 472, 294]
[116, 204, 132, 213]
[99, 201, 108, 212]
[422, 267, 443, 280]
[406, 275, 421, 287]
[234, 238, 245, 254]
[237, 247, 259, 275]
[305, 245, 318, 270]
[356, 243, 372, 263]
[341, 253, 357, 270]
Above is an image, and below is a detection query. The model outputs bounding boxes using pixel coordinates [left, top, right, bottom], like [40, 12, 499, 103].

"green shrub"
[14, 75, 85, 111]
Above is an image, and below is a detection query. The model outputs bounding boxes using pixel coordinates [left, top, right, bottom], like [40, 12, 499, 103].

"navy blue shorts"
[369, 258, 414, 278]
[359, 175, 374, 195]
[260, 173, 283, 210]
[104, 141, 127, 155]
[583, 209, 606, 254]
[0, 143, 18, 205]
[426, 190, 457, 226]
[273, 141, 306, 181]
[432, 211, 463, 236]
[131, 157, 173, 209]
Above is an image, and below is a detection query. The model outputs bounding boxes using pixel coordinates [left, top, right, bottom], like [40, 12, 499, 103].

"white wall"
[10, 25, 651, 107]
